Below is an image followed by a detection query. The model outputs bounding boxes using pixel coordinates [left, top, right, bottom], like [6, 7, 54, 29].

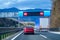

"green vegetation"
[27, 23, 35, 26]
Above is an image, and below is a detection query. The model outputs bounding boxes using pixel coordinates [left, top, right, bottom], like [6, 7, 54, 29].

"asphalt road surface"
[10, 31, 60, 40]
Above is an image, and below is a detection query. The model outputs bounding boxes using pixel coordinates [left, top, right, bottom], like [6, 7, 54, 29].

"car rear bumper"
[40, 30, 48, 32]
[24, 32, 34, 34]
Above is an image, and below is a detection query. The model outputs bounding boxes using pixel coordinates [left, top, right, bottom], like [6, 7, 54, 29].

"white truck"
[40, 18, 49, 32]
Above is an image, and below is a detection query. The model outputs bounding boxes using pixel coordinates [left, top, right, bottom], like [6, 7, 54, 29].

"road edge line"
[11, 31, 23, 40]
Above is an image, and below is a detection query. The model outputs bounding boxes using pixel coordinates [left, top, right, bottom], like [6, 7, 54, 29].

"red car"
[24, 27, 34, 34]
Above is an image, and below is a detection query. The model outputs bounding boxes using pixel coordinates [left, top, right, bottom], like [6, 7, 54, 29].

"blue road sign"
[44, 11, 50, 17]
[18, 11, 23, 17]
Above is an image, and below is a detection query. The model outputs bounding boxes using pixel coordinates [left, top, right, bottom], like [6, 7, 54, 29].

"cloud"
[0, 0, 17, 9]
[0, 0, 52, 9]
[3, 2, 11, 6]
[13, 0, 52, 9]
[17, 0, 26, 2]
[19, 7, 35, 10]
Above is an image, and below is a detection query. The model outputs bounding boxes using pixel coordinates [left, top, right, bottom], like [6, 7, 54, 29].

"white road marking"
[11, 31, 23, 40]
[49, 31, 60, 34]
[40, 34, 47, 38]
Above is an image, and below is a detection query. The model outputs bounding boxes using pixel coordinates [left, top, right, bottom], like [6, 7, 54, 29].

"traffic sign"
[18, 11, 50, 17]
[18, 11, 23, 17]
[44, 11, 50, 17]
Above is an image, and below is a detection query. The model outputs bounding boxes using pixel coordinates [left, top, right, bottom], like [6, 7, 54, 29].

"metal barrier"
[49, 28, 59, 31]
[0, 27, 23, 40]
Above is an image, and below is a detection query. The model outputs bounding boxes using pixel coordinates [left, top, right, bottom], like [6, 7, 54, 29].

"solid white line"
[49, 31, 60, 34]
[40, 34, 47, 38]
[11, 31, 23, 40]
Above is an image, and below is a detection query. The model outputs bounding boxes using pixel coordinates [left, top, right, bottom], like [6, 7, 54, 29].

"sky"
[0, 0, 52, 10]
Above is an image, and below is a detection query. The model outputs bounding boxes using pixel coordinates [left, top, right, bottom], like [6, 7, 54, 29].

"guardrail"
[0, 27, 23, 40]
[49, 28, 59, 31]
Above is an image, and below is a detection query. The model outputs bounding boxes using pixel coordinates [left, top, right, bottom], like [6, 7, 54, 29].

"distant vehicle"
[40, 28, 48, 32]
[34, 28, 40, 32]
[24, 27, 34, 34]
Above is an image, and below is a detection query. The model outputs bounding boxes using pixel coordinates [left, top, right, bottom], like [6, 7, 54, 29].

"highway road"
[6, 31, 60, 40]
